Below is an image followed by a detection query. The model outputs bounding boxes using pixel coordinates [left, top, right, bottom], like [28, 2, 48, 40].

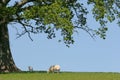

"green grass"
[0, 72, 120, 80]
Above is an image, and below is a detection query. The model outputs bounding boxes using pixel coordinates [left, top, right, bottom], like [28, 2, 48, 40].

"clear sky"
[8, 0, 120, 72]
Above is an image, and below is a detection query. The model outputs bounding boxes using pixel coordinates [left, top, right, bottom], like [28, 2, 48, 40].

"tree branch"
[14, 0, 34, 7]
[16, 19, 34, 41]
[74, 25, 95, 40]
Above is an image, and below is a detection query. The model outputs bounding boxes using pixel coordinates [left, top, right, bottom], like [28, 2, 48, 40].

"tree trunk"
[0, 23, 21, 73]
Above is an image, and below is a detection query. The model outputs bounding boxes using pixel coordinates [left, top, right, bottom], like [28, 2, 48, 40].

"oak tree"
[0, 0, 120, 73]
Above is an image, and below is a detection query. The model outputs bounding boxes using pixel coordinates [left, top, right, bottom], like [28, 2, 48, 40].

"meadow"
[0, 72, 120, 80]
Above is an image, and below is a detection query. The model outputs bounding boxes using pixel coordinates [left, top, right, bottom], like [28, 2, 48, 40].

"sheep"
[48, 65, 60, 73]
[28, 66, 33, 72]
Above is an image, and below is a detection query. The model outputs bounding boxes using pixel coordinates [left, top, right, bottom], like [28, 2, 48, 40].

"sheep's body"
[28, 66, 33, 72]
[48, 65, 60, 73]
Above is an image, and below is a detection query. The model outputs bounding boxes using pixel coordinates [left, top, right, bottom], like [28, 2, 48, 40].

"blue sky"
[8, 0, 120, 72]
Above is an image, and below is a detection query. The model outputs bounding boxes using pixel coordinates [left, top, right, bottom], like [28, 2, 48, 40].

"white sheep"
[48, 65, 60, 73]
[28, 66, 33, 72]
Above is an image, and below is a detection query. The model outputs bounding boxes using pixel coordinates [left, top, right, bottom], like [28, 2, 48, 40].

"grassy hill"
[0, 72, 120, 80]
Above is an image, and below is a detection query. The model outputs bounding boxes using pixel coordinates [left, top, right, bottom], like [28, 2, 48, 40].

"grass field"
[0, 72, 120, 80]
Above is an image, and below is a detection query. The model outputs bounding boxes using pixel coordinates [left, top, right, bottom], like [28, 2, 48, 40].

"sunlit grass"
[0, 72, 120, 80]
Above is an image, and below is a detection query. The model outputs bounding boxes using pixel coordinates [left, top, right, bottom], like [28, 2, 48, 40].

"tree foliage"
[0, 0, 120, 46]
[88, 0, 120, 39]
